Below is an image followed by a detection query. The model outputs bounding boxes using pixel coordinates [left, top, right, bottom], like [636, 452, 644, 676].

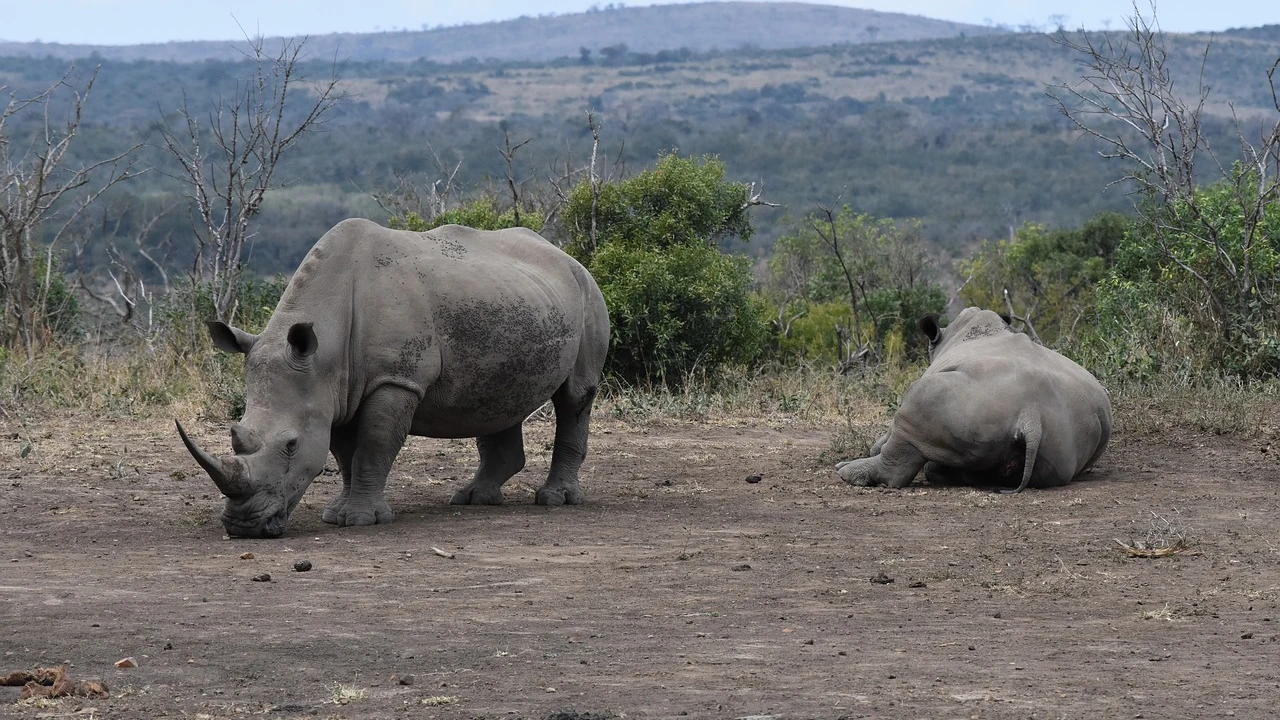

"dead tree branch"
[158, 35, 343, 323]
[0, 67, 140, 357]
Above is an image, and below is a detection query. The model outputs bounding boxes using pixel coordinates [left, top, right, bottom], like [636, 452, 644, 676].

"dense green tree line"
[9, 26, 1274, 279]
[4, 20, 1278, 386]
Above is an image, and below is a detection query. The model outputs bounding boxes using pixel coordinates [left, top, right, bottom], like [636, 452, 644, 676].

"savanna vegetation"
[2, 6, 1278, 447]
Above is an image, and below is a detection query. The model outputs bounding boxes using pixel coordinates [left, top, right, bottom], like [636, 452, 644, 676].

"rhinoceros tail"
[1012, 412, 1043, 493]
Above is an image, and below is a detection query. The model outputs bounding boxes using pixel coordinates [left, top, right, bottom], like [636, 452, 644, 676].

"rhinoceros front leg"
[537, 384, 597, 506]
[324, 385, 417, 526]
[836, 432, 926, 488]
[450, 423, 525, 505]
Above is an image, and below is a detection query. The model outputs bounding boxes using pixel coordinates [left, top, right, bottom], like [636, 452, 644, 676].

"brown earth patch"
[3, 411, 1280, 718]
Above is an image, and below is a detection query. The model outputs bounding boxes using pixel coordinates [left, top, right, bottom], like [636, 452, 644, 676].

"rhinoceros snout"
[222, 509, 289, 539]
[261, 512, 288, 538]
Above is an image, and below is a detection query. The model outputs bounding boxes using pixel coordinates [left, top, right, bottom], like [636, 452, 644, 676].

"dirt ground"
[3, 408, 1280, 719]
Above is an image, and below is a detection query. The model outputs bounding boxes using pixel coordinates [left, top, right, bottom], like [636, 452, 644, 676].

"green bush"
[771, 300, 856, 363]
[156, 274, 286, 359]
[591, 242, 767, 385]
[1082, 179, 1280, 379]
[765, 207, 947, 363]
[562, 153, 769, 385]
[562, 153, 753, 263]
[151, 274, 288, 418]
[389, 194, 545, 233]
[957, 213, 1126, 348]
[34, 254, 82, 345]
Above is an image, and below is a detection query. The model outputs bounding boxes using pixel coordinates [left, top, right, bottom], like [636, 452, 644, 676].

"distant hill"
[0, 1, 1005, 64]
[3, 11, 1276, 278]
[1221, 24, 1280, 41]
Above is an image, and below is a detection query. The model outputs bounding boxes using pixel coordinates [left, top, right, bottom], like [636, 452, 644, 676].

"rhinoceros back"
[273, 219, 603, 438]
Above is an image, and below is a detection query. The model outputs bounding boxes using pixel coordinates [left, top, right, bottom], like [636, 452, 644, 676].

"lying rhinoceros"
[836, 307, 1111, 492]
[177, 218, 610, 538]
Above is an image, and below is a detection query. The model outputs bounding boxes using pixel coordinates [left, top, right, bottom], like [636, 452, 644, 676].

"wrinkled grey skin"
[177, 219, 609, 538]
[836, 307, 1111, 493]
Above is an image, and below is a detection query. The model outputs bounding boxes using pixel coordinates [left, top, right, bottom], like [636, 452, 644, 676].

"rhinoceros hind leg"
[836, 433, 925, 489]
[536, 383, 597, 507]
[923, 463, 977, 486]
[451, 423, 524, 505]
[836, 457, 878, 486]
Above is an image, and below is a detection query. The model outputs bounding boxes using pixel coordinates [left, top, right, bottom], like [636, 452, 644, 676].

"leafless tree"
[584, 111, 604, 257]
[812, 204, 882, 360]
[371, 144, 463, 227]
[159, 36, 342, 324]
[73, 207, 174, 346]
[1049, 2, 1280, 336]
[0, 67, 140, 358]
[499, 130, 532, 228]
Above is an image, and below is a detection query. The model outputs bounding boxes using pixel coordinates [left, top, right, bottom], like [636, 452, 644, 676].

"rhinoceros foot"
[321, 490, 349, 525]
[325, 497, 395, 527]
[449, 484, 506, 506]
[535, 482, 583, 507]
[836, 458, 877, 487]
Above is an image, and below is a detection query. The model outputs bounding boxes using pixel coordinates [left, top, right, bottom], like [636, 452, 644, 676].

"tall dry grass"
[3, 344, 1276, 463]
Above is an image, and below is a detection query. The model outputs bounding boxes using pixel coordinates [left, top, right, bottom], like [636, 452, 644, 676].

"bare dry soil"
[3, 411, 1280, 719]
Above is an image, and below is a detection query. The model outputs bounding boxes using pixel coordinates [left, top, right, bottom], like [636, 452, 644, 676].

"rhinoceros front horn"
[175, 420, 251, 499]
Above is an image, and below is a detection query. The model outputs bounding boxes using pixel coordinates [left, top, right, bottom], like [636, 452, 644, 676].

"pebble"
[294, 560, 313, 572]
[251, 573, 272, 582]
[744, 474, 762, 484]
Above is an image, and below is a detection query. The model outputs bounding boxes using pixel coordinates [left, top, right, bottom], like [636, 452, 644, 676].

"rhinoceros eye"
[284, 438, 299, 457]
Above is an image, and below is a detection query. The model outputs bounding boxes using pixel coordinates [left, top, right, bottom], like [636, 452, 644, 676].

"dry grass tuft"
[1116, 510, 1201, 558]
[1138, 603, 1183, 621]
[596, 361, 913, 428]
[326, 683, 369, 705]
[1108, 375, 1280, 440]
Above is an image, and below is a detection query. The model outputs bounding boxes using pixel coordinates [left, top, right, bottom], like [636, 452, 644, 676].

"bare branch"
[1048, 1, 1280, 366]
[499, 130, 532, 227]
[159, 36, 344, 324]
[1, 65, 140, 356]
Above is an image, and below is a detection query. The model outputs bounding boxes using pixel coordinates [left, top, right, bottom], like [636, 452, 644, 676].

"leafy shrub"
[389, 194, 545, 233]
[765, 207, 947, 363]
[957, 213, 1126, 348]
[1082, 179, 1280, 379]
[562, 153, 768, 385]
[591, 242, 767, 384]
[34, 254, 81, 345]
[562, 153, 753, 263]
[157, 274, 287, 353]
[771, 300, 856, 363]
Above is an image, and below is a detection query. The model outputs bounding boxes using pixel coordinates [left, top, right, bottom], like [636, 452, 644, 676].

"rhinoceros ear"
[287, 322, 319, 362]
[918, 315, 943, 344]
[998, 313, 1013, 326]
[208, 322, 258, 354]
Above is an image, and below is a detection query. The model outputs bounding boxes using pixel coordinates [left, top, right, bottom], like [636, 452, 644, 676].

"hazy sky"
[2, 1, 1274, 45]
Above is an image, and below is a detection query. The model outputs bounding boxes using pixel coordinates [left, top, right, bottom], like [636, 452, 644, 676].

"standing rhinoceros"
[177, 218, 610, 538]
[836, 307, 1111, 492]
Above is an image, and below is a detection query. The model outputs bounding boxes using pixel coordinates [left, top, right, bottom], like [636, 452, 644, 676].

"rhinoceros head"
[918, 307, 1012, 360]
[177, 320, 332, 538]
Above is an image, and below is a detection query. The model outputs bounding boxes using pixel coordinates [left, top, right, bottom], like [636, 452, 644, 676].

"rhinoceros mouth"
[222, 507, 290, 538]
